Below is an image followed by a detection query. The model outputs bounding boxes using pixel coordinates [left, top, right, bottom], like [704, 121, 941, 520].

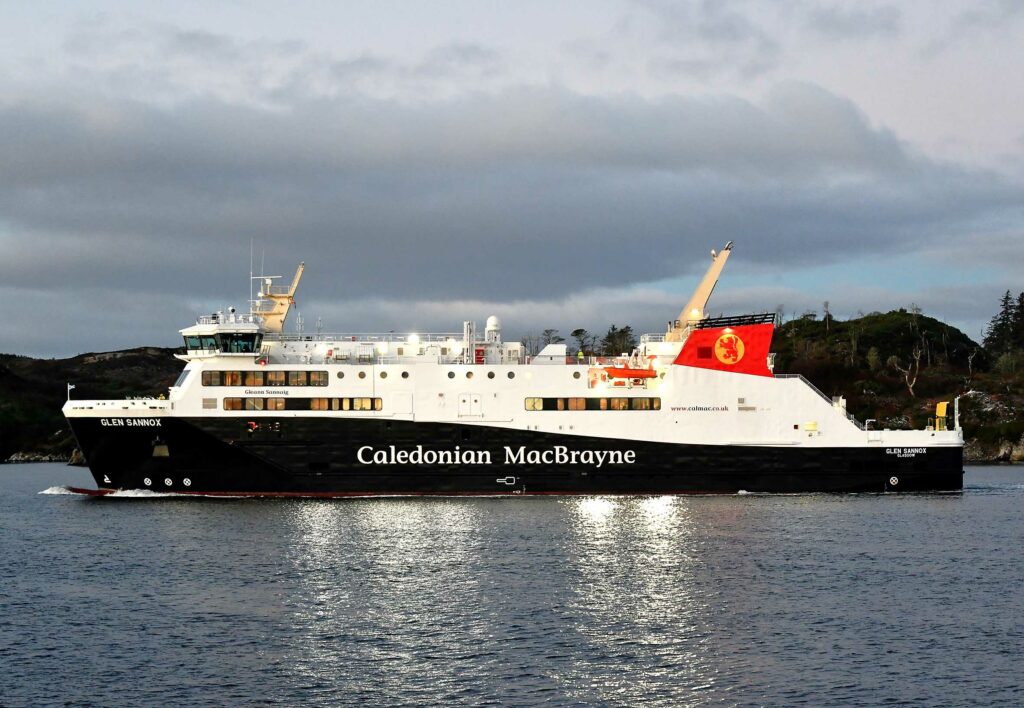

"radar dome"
[485, 315, 502, 343]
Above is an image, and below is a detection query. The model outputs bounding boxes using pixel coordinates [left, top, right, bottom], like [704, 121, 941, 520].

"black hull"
[65, 416, 964, 496]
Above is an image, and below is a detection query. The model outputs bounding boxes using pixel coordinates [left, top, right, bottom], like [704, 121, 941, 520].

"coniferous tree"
[599, 325, 638, 356]
[983, 290, 1015, 354]
[1012, 292, 1024, 351]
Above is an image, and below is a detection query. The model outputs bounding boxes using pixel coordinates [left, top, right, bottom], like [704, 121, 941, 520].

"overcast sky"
[2, 0, 1022, 357]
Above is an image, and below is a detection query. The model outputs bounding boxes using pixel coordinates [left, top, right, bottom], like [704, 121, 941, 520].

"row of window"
[202, 371, 329, 387]
[221, 397, 383, 411]
[525, 397, 661, 411]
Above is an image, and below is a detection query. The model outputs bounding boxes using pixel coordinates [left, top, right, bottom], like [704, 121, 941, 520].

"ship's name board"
[357, 445, 635, 468]
[885, 447, 927, 458]
[100, 418, 162, 427]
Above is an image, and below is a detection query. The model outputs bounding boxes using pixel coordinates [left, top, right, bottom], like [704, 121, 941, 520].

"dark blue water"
[2, 464, 1022, 706]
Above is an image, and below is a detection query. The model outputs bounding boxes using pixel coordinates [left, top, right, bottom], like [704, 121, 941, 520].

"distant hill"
[0, 347, 182, 461]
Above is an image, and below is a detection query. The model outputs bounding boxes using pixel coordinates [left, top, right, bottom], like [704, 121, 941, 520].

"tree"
[866, 346, 881, 372]
[888, 347, 922, 398]
[599, 325, 637, 356]
[570, 328, 592, 356]
[540, 329, 564, 347]
[1012, 292, 1024, 350]
[983, 290, 1015, 354]
[520, 334, 540, 356]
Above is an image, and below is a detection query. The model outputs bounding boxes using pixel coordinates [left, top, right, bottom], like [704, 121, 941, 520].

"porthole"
[337, 371, 345, 379]
[507, 372, 515, 379]
[573, 371, 581, 379]
[401, 371, 409, 379]
[358, 371, 366, 379]
[380, 372, 388, 379]
[466, 372, 474, 379]
[487, 371, 495, 379]
[448, 371, 455, 379]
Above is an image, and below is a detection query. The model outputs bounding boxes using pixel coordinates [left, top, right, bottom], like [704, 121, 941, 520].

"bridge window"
[244, 371, 264, 386]
[288, 371, 308, 386]
[265, 371, 286, 386]
[217, 333, 262, 354]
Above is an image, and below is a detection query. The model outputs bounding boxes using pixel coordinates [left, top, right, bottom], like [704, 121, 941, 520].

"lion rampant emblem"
[714, 333, 745, 364]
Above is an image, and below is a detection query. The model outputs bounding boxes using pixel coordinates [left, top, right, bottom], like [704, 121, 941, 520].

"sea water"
[2, 463, 1022, 706]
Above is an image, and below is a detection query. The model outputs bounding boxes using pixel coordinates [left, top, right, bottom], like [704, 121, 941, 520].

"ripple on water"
[2, 463, 1022, 706]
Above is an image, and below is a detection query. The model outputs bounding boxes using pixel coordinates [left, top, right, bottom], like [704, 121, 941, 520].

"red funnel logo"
[714, 333, 745, 364]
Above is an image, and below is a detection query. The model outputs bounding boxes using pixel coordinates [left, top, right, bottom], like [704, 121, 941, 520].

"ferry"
[63, 243, 964, 496]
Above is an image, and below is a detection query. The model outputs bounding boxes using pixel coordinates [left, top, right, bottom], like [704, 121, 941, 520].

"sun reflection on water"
[281, 499, 492, 698]
[562, 495, 714, 702]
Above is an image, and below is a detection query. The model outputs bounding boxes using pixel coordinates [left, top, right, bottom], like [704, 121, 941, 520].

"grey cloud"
[1, 82, 1019, 310]
[633, 0, 781, 79]
[924, 0, 1024, 55]
[955, 0, 1024, 30]
[804, 4, 902, 40]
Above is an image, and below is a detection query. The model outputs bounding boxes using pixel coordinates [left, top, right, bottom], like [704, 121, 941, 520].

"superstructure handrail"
[695, 313, 777, 329]
[774, 373, 831, 403]
[265, 332, 465, 343]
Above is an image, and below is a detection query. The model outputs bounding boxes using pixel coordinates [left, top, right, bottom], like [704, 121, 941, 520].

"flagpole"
[67, 383, 75, 401]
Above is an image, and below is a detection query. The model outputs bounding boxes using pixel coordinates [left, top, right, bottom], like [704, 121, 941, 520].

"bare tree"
[888, 347, 922, 397]
[909, 303, 921, 334]
[520, 334, 541, 357]
[963, 348, 979, 390]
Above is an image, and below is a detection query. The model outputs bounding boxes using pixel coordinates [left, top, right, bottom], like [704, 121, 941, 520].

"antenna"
[249, 238, 254, 310]
[295, 311, 304, 334]
[316, 316, 323, 336]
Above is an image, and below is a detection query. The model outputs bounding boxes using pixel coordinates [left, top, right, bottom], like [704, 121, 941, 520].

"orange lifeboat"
[604, 366, 657, 379]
